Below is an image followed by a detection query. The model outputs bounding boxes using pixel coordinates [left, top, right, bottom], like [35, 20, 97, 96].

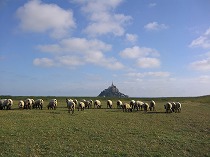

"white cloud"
[136, 57, 160, 68]
[197, 75, 210, 83]
[120, 46, 160, 68]
[56, 56, 84, 66]
[37, 44, 62, 53]
[73, 0, 132, 36]
[120, 46, 159, 59]
[127, 71, 170, 78]
[189, 27, 210, 49]
[33, 58, 54, 67]
[144, 22, 168, 31]
[16, 0, 76, 38]
[35, 37, 124, 70]
[148, 3, 157, 8]
[190, 57, 210, 71]
[125, 33, 138, 43]
[38, 38, 112, 54]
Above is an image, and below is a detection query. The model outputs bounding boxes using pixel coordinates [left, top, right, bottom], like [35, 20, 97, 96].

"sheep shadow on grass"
[105, 109, 124, 112]
[145, 111, 167, 114]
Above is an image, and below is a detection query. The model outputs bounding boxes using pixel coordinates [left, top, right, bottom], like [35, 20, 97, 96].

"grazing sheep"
[73, 99, 78, 106]
[34, 99, 44, 109]
[66, 98, 73, 107]
[117, 100, 123, 109]
[130, 100, 136, 109]
[18, 100, 24, 109]
[175, 102, 182, 113]
[164, 102, 172, 113]
[0, 99, 13, 110]
[24, 98, 33, 109]
[89, 99, 93, 107]
[122, 103, 132, 112]
[94, 100, 101, 108]
[6, 99, 13, 110]
[107, 100, 113, 109]
[78, 101, 85, 111]
[66, 99, 75, 114]
[149, 100, 156, 111]
[142, 103, 149, 112]
[0, 99, 7, 110]
[47, 99, 57, 110]
[85, 100, 92, 109]
[171, 102, 176, 112]
[135, 101, 144, 111]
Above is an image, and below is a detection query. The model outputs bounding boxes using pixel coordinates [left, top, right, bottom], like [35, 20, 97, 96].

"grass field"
[0, 96, 210, 157]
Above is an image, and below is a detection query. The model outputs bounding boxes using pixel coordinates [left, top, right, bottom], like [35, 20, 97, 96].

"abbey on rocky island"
[98, 82, 129, 98]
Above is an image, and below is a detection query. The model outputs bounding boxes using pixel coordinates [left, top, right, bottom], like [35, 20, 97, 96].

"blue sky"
[1, 0, 210, 97]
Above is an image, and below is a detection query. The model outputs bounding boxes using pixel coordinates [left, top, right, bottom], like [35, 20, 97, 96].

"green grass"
[0, 96, 210, 157]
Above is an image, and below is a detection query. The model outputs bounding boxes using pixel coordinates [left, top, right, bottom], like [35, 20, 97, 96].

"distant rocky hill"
[98, 83, 129, 98]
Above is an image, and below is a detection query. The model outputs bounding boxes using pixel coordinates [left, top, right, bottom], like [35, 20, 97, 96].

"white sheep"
[24, 98, 33, 109]
[149, 100, 156, 111]
[164, 102, 172, 113]
[66, 99, 75, 114]
[89, 99, 93, 107]
[7, 99, 13, 110]
[94, 100, 101, 108]
[117, 100, 123, 109]
[130, 100, 136, 109]
[0, 99, 7, 110]
[122, 103, 132, 112]
[18, 100, 24, 109]
[84, 100, 92, 109]
[66, 98, 73, 107]
[34, 99, 44, 109]
[73, 99, 78, 106]
[47, 99, 57, 110]
[78, 101, 85, 111]
[175, 102, 182, 113]
[107, 100, 113, 109]
[143, 103, 149, 112]
[0, 99, 13, 110]
[171, 102, 176, 112]
[135, 101, 144, 111]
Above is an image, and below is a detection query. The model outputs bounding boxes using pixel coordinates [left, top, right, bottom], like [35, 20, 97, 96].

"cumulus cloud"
[190, 58, 210, 71]
[136, 57, 160, 68]
[73, 0, 132, 36]
[144, 22, 168, 31]
[35, 37, 124, 70]
[125, 33, 138, 44]
[33, 58, 54, 67]
[127, 71, 170, 78]
[120, 46, 160, 68]
[16, 0, 76, 38]
[38, 37, 112, 54]
[189, 27, 210, 49]
[120, 46, 159, 58]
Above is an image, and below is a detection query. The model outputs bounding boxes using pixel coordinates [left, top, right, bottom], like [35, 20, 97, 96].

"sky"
[0, 0, 210, 97]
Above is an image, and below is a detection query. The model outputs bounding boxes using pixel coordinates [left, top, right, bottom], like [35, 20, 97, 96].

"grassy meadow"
[0, 96, 210, 157]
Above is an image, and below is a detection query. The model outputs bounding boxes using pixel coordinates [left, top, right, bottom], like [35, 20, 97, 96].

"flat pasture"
[0, 96, 210, 157]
